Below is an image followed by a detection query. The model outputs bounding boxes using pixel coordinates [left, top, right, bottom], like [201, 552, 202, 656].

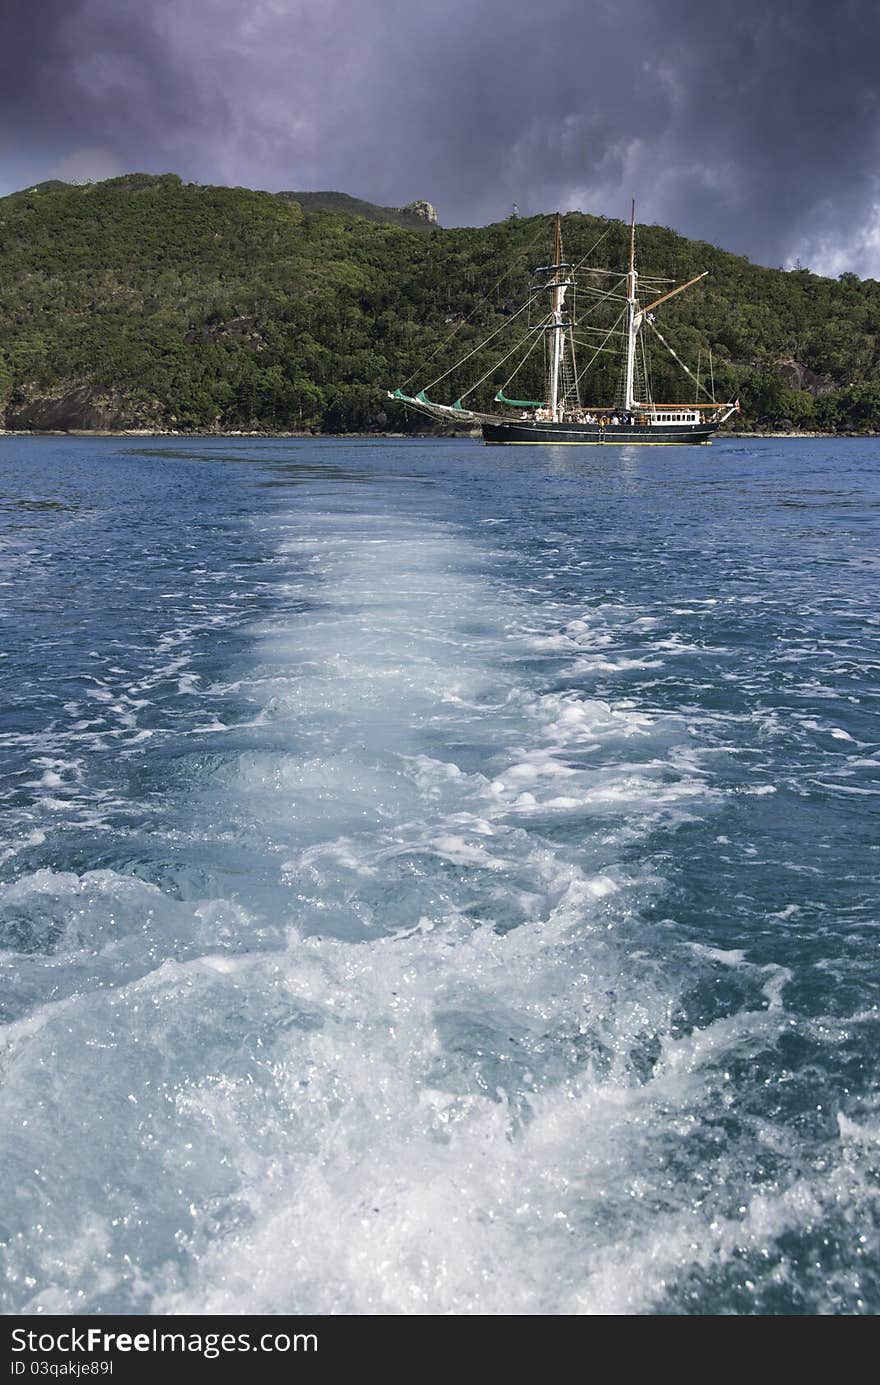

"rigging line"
[565, 319, 580, 408]
[404, 217, 550, 386]
[568, 222, 615, 278]
[579, 278, 628, 297]
[639, 324, 652, 406]
[498, 321, 546, 392]
[461, 315, 552, 401]
[496, 313, 550, 391]
[570, 341, 621, 356]
[645, 318, 715, 401]
[579, 289, 628, 303]
[402, 218, 550, 387]
[572, 308, 627, 391]
[576, 277, 629, 323]
[458, 315, 553, 401]
[565, 217, 663, 292]
[422, 290, 543, 392]
[574, 323, 626, 336]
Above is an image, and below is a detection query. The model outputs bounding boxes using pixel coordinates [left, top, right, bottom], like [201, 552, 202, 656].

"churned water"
[0, 434, 878, 1315]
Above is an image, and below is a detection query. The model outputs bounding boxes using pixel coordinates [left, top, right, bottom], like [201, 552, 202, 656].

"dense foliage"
[2, 172, 879, 433]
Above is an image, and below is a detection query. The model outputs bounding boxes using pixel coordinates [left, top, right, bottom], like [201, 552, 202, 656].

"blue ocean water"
[0, 433, 878, 1315]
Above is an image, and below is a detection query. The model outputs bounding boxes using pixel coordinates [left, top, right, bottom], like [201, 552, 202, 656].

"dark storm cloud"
[2, 0, 880, 274]
[0, 0, 229, 185]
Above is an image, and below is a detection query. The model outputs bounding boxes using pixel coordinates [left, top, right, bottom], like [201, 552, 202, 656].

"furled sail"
[494, 390, 545, 408]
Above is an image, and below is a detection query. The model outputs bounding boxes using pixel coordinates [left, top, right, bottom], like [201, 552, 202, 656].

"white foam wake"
[1, 498, 873, 1315]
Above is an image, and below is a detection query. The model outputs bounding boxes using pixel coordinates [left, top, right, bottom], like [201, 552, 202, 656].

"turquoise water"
[0, 434, 878, 1315]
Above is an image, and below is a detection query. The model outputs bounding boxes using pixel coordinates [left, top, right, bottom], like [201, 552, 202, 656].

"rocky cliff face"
[400, 200, 438, 225]
[278, 191, 437, 229]
[5, 385, 161, 432]
[777, 358, 837, 396]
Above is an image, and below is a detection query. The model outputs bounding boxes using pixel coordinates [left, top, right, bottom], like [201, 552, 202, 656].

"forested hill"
[1, 171, 879, 434]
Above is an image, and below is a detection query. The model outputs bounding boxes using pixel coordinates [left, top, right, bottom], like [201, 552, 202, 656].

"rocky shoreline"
[1, 427, 877, 441]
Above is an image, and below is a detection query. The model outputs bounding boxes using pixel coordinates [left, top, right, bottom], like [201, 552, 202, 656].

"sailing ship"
[389, 205, 739, 444]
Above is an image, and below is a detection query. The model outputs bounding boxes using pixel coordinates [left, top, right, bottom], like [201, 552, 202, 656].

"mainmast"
[624, 200, 638, 412]
[548, 213, 565, 422]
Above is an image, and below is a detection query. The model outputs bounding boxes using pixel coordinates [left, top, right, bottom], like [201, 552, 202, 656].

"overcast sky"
[1, 0, 879, 276]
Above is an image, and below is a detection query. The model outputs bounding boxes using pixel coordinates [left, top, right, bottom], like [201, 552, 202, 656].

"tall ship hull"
[390, 204, 739, 445]
[482, 419, 718, 445]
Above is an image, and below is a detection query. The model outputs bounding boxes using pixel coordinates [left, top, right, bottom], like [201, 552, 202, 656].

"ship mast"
[624, 200, 638, 412]
[548, 213, 564, 422]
